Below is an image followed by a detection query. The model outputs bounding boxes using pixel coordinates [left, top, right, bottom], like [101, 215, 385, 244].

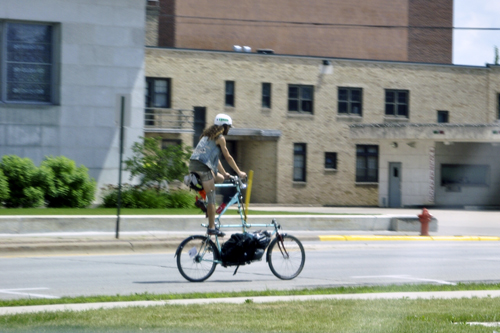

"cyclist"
[189, 114, 247, 236]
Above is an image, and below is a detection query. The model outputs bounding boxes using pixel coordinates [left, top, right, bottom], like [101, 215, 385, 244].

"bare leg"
[203, 172, 225, 229]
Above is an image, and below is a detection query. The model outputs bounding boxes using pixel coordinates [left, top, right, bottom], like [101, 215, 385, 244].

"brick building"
[148, 0, 452, 64]
[145, 48, 500, 207]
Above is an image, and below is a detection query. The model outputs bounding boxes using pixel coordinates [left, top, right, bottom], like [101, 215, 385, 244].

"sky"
[453, 0, 500, 66]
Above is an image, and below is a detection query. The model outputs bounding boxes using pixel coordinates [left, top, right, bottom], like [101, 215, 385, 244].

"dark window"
[262, 82, 271, 108]
[288, 85, 314, 113]
[498, 93, 500, 119]
[293, 143, 307, 181]
[325, 152, 337, 169]
[356, 145, 379, 182]
[441, 164, 489, 186]
[338, 87, 362, 115]
[161, 139, 181, 149]
[145, 78, 170, 108]
[385, 90, 409, 118]
[2, 22, 55, 103]
[437, 110, 449, 123]
[225, 81, 235, 107]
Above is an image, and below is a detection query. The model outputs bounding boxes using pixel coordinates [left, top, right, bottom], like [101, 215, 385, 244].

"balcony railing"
[144, 108, 195, 133]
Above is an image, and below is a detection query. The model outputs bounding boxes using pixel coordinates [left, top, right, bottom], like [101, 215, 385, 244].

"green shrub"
[166, 190, 196, 208]
[0, 155, 53, 208]
[0, 169, 10, 204]
[100, 185, 195, 209]
[41, 156, 96, 208]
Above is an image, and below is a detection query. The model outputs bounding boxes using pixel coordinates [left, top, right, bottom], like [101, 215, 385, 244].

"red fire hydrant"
[418, 208, 432, 236]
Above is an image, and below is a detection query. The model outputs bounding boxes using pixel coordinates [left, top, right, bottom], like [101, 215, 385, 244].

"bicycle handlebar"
[227, 175, 247, 189]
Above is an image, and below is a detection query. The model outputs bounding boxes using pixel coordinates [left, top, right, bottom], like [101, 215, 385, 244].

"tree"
[124, 137, 192, 191]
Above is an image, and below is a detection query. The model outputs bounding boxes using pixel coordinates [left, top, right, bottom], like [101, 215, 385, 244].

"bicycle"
[175, 175, 306, 282]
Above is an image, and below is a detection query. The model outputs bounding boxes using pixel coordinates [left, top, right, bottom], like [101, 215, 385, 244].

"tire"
[267, 234, 305, 280]
[176, 235, 218, 282]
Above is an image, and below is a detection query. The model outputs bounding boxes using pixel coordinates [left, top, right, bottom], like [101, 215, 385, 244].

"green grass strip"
[0, 208, 340, 216]
[2, 297, 500, 332]
[2, 282, 500, 308]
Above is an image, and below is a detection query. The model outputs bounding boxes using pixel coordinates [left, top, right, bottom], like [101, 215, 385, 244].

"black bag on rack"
[221, 233, 258, 265]
[252, 230, 271, 260]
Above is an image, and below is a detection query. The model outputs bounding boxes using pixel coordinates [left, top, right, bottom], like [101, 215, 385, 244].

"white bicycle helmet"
[214, 114, 233, 127]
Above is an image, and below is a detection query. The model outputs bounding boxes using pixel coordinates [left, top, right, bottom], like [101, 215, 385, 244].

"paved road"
[2, 240, 500, 300]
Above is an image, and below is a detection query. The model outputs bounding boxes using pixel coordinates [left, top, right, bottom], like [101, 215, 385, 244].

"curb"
[2, 234, 499, 257]
[319, 235, 500, 241]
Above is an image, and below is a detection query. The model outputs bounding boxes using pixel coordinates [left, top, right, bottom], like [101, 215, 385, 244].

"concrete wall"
[156, 0, 452, 64]
[0, 0, 146, 198]
[145, 48, 499, 206]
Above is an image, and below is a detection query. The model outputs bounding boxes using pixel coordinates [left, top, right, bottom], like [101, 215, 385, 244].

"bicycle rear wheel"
[267, 234, 305, 280]
[176, 235, 218, 282]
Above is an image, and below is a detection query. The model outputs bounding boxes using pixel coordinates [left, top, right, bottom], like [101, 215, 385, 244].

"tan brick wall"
[145, 48, 497, 205]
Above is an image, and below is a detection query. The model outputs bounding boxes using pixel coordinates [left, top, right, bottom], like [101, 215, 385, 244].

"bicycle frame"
[176, 175, 305, 281]
[200, 177, 284, 260]
[201, 177, 281, 233]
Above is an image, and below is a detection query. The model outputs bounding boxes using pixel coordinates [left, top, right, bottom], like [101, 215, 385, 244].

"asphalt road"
[1, 241, 500, 300]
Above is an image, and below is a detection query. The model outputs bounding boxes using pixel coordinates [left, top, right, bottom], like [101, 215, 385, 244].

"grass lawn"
[0, 208, 339, 216]
[2, 284, 500, 332]
[1, 297, 499, 332]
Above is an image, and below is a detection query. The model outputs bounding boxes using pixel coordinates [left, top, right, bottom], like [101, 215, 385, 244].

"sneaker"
[195, 198, 208, 217]
[207, 228, 226, 237]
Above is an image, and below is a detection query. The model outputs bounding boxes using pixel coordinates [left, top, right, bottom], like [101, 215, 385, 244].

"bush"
[41, 156, 96, 208]
[124, 137, 192, 190]
[100, 185, 195, 209]
[0, 155, 54, 208]
[166, 190, 197, 208]
[0, 169, 10, 204]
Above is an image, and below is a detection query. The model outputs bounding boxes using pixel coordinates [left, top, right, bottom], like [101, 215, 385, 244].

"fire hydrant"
[418, 208, 432, 236]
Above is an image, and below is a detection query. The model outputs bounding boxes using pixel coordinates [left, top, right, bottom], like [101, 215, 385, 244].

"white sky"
[453, 0, 500, 66]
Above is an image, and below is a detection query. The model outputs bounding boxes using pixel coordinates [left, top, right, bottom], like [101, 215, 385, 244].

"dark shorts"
[189, 160, 214, 181]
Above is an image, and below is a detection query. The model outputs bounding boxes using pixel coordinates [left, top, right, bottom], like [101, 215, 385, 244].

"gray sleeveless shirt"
[190, 136, 221, 174]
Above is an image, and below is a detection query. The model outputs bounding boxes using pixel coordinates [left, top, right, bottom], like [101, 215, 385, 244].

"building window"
[145, 78, 170, 108]
[437, 110, 449, 123]
[385, 90, 409, 118]
[161, 139, 181, 149]
[1, 22, 55, 103]
[338, 87, 362, 115]
[225, 81, 235, 107]
[262, 82, 271, 108]
[325, 152, 337, 170]
[293, 143, 307, 182]
[356, 145, 378, 183]
[288, 85, 314, 113]
[441, 164, 489, 186]
[498, 93, 500, 119]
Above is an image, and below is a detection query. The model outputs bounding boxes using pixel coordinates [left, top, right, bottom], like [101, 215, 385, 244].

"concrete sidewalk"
[2, 290, 500, 316]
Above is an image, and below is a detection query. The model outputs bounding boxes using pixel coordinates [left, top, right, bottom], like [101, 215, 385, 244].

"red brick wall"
[408, 0, 453, 63]
[158, 0, 175, 47]
[157, 0, 452, 63]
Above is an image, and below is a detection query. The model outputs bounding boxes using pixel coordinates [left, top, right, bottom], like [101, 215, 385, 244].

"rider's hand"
[223, 172, 231, 180]
[238, 171, 247, 179]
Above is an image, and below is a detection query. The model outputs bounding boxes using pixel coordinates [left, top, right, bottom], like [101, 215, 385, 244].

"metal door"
[388, 162, 402, 208]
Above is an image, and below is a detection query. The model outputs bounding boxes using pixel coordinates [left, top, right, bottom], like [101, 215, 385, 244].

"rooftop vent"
[257, 49, 274, 54]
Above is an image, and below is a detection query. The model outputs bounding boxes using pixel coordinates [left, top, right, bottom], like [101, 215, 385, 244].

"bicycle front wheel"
[267, 234, 305, 280]
[176, 235, 218, 282]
